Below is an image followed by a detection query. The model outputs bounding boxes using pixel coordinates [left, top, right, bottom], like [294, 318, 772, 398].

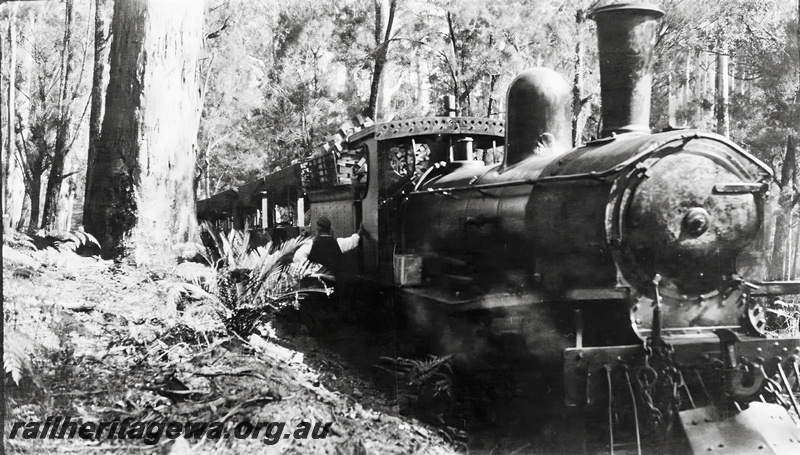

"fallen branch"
[193, 367, 267, 380]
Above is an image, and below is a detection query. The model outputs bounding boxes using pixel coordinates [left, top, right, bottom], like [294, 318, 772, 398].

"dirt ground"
[2, 234, 461, 454]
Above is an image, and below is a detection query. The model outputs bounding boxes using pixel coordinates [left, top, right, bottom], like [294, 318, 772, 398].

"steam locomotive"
[199, 2, 800, 452]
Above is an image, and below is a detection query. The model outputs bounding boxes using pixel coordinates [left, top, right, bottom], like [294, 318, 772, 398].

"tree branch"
[383, 0, 396, 44]
[66, 94, 92, 152]
[206, 16, 230, 40]
[781, 135, 797, 188]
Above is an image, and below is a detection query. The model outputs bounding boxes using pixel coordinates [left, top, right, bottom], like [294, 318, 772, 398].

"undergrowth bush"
[199, 222, 325, 337]
[376, 355, 454, 419]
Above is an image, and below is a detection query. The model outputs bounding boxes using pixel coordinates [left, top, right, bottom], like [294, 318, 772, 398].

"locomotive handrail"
[407, 132, 772, 196]
[408, 134, 691, 196]
[408, 172, 609, 196]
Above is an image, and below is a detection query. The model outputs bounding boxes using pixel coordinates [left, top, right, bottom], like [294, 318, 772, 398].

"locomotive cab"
[340, 117, 507, 285]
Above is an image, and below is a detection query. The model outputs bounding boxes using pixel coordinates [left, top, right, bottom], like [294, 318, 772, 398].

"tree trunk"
[29, 173, 41, 230]
[770, 136, 797, 279]
[83, 0, 112, 226]
[18, 191, 29, 231]
[487, 73, 498, 118]
[3, 5, 17, 229]
[11, 14, 36, 230]
[415, 53, 431, 115]
[42, 145, 68, 230]
[57, 176, 77, 230]
[668, 64, 677, 126]
[83, 0, 204, 258]
[42, 0, 75, 231]
[693, 48, 703, 122]
[571, 9, 585, 146]
[792, 212, 800, 278]
[715, 31, 729, 138]
[446, 11, 465, 114]
[708, 53, 716, 101]
[366, 0, 396, 121]
[204, 156, 210, 200]
[1, 15, 6, 229]
[367, 47, 386, 119]
[682, 50, 690, 109]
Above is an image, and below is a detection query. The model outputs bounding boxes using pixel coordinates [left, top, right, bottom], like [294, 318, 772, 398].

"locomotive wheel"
[743, 299, 767, 336]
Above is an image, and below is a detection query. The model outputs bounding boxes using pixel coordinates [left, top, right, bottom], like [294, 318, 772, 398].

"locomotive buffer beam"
[563, 336, 800, 408]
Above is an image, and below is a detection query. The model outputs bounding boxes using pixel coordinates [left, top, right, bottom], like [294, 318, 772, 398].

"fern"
[161, 282, 215, 313]
[244, 236, 313, 305]
[3, 330, 35, 386]
[377, 355, 454, 397]
[376, 355, 455, 428]
[3, 230, 36, 250]
[17, 228, 102, 253]
[71, 229, 100, 250]
[200, 221, 259, 270]
[200, 223, 328, 336]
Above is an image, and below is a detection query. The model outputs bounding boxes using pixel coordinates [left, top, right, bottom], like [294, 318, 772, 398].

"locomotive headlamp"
[683, 208, 710, 237]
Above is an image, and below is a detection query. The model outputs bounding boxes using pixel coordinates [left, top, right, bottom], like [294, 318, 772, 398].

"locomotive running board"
[751, 280, 800, 296]
[679, 403, 800, 454]
[399, 286, 630, 311]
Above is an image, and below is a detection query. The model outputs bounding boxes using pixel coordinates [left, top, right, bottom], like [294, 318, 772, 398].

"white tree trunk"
[2, 5, 20, 230]
[682, 50, 690, 109]
[667, 62, 677, 126]
[792, 209, 800, 278]
[715, 33, 730, 137]
[693, 49, 703, 122]
[84, 0, 204, 258]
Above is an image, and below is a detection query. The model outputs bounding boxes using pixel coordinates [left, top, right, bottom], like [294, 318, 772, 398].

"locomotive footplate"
[563, 335, 800, 408]
[678, 402, 800, 454]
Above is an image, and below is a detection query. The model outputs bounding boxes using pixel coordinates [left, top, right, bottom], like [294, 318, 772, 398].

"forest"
[2, 0, 800, 453]
[0, 0, 800, 276]
[0, 0, 797, 275]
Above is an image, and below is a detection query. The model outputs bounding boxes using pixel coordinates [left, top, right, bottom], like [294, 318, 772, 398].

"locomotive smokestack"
[590, 2, 664, 136]
[503, 68, 571, 169]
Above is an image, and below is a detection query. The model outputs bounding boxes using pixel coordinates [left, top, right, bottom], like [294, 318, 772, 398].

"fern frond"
[3, 230, 37, 250]
[57, 241, 79, 253]
[78, 229, 100, 249]
[161, 282, 213, 301]
[244, 236, 311, 305]
[3, 330, 35, 385]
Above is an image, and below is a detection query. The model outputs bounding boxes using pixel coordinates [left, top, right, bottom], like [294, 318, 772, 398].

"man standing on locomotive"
[293, 215, 363, 281]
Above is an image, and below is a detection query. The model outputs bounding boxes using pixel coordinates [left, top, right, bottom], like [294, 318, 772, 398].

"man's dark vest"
[308, 235, 342, 274]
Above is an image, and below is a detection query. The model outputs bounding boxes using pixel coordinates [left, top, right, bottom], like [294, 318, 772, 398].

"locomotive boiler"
[401, 3, 770, 342]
